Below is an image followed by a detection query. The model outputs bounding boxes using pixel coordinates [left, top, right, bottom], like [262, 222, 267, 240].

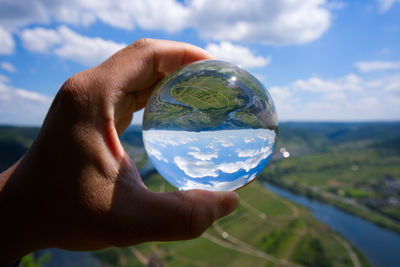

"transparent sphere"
[142, 60, 278, 191]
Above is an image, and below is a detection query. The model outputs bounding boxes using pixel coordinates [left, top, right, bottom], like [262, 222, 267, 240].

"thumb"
[133, 189, 240, 243]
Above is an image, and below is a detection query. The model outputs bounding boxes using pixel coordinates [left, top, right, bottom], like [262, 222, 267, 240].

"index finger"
[96, 38, 215, 94]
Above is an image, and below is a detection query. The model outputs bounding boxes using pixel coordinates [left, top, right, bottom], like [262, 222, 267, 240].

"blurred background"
[0, 0, 399, 266]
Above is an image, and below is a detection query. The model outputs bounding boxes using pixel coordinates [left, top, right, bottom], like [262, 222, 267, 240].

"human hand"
[0, 39, 239, 264]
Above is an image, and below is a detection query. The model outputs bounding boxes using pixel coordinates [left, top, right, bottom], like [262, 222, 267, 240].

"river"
[264, 182, 400, 267]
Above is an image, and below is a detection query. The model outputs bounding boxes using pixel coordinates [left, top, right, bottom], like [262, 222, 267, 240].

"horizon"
[0, 0, 399, 125]
[1, 119, 400, 129]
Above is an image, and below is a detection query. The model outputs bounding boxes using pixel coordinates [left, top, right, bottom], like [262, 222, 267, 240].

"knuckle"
[58, 75, 84, 102]
[57, 72, 93, 107]
[131, 38, 154, 49]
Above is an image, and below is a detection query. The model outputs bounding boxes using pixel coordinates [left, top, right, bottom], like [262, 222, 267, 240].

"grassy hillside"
[93, 174, 371, 267]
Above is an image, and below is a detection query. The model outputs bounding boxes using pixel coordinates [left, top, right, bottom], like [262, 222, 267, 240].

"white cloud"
[221, 142, 234, 147]
[20, 27, 61, 53]
[0, 0, 335, 49]
[0, 78, 51, 125]
[143, 129, 198, 147]
[367, 74, 400, 92]
[145, 144, 168, 163]
[355, 61, 400, 72]
[377, 0, 400, 13]
[96, 0, 189, 32]
[237, 148, 259, 158]
[179, 174, 252, 191]
[188, 0, 332, 45]
[0, 26, 14, 54]
[244, 137, 256, 143]
[270, 72, 400, 121]
[205, 42, 270, 68]
[174, 143, 273, 178]
[291, 74, 363, 93]
[188, 151, 218, 161]
[20, 26, 126, 66]
[174, 156, 219, 178]
[0, 62, 16, 73]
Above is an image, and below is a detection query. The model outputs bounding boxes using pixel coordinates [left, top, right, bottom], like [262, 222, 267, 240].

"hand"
[0, 39, 239, 264]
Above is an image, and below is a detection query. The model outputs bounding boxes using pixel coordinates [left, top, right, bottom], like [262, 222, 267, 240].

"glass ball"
[142, 60, 278, 191]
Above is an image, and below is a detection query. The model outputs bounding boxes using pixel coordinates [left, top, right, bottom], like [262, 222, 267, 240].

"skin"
[0, 39, 239, 264]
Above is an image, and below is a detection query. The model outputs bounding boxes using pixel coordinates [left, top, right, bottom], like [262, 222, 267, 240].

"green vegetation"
[144, 71, 248, 131]
[0, 123, 388, 266]
[93, 173, 372, 267]
[292, 237, 331, 267]
[143, 61, 278, 131]
[20, 252, 51, 267]
[262, 121, 400, 233]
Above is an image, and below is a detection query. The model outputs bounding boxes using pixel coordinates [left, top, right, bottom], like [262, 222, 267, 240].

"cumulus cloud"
[143, 130, 198, 147]
[291, 74, 363, 93]
[188, 0, 332, 45]
[145, 144, 168, 163]
[355, 61, 400, 72]
[0, 62, 16, 73]
[0, 77, 51, 125]
[270, 72, 400, 121]
[206, 42, 270, 68]
[237, 148, 260, 158]
[144, 129, 275, 180]
[174, 156, 219, 178]
[20, 27, 61, 53]
[20, 26, 126, 66]
[188, 151, 218, 161]
[0, 0, 335, 50]
[174, 143, 272, 178]
[0, 26, 14, 54]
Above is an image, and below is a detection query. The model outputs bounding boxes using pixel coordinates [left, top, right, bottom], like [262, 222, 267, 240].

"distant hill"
[1, 121, 399, 172]
[275, 121, 400, 155]
[281, 121, 400, 144]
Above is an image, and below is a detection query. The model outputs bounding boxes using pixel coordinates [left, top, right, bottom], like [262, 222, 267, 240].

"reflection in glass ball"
[142, 60, 278, 191]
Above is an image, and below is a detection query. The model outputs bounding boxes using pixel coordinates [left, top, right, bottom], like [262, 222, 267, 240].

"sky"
[0, 0, 399, 126]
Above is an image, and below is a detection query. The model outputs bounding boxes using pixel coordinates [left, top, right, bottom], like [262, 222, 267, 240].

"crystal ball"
[142, 60, 278, 191]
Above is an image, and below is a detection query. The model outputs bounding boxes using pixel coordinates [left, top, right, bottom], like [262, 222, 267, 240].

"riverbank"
[264, 182, 400, 267]
[260, 175, 400, 234]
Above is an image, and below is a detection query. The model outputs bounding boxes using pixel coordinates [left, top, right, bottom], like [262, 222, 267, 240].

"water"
[42, 249, 101, 267]
[265, 182, 400, 267]
[143, 129, 275, 191]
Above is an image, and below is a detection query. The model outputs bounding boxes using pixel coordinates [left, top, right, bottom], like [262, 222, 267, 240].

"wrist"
[0, 155, 49, 264]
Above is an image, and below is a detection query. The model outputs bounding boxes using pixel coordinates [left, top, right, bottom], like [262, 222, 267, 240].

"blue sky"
[0, 0, 399, 125]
